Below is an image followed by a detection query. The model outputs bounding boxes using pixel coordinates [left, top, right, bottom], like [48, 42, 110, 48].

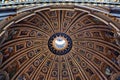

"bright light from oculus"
[48, 33, 72, 55]
[55, 37, 66, 49]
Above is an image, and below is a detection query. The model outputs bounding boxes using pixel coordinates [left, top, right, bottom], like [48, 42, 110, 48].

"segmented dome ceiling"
[0, 5, 120, 80]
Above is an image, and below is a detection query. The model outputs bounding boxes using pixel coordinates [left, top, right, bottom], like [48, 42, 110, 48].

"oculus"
[53, 37, 67, 50]
[48, 33, 72, 55]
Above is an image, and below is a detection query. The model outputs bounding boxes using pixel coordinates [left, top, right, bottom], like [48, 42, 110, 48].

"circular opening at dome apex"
[54, 37, 67, 50]
[48, 33, 72, 55]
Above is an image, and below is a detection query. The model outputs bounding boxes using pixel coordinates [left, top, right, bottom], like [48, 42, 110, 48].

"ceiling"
[0, 5, 120, 80]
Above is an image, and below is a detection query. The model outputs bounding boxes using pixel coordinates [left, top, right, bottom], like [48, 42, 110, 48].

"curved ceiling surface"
[0, 5, 120, 80]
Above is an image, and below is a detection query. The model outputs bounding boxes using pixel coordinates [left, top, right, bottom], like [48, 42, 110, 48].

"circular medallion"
[48, 33, 72, 55]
